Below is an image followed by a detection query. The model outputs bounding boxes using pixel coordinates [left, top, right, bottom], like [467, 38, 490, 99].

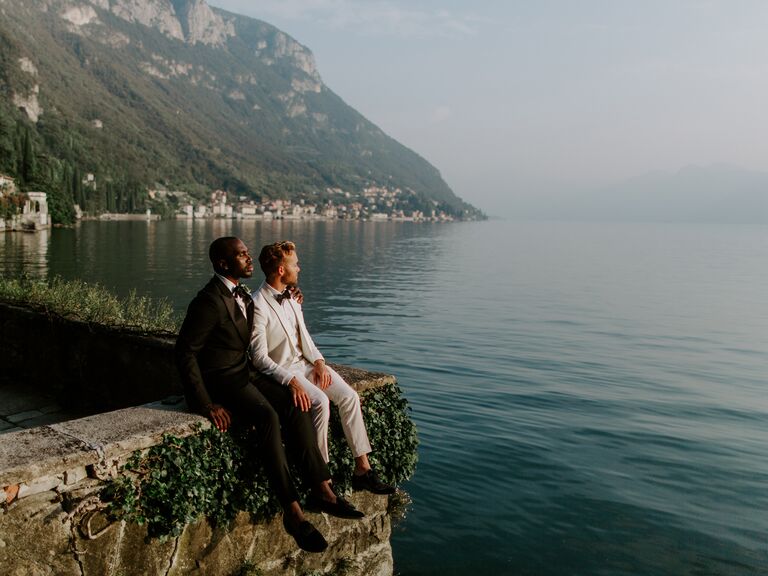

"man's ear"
[276, 264, 284, 276]
[219, 259, 229, 272]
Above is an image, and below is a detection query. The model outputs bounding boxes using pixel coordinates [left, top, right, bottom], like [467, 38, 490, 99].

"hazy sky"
[207, 0, 768, 216]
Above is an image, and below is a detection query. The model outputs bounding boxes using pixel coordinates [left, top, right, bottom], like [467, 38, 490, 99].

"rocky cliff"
[0, 0, 481, 217]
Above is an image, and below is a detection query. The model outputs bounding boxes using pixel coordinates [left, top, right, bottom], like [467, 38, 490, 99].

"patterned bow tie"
[275, 288, 292, 304]
[232, 284, 251, 299]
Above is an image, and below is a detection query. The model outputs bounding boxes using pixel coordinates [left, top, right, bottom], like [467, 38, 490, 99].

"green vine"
[326, 383, 419, 493]
[104, 383, 418, 539]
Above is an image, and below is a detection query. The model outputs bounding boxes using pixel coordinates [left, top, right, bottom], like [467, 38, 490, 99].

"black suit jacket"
[175, 276, 255, 413]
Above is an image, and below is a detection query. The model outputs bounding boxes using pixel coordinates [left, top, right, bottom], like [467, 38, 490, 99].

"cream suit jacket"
[249, 280, 324, 385]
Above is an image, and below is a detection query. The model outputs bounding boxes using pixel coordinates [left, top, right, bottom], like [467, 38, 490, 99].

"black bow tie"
[275, 288, 292, 304]
[232, 284, 250, 299]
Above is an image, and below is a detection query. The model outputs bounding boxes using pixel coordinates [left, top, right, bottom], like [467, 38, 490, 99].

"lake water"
[2, 219, 767, 575]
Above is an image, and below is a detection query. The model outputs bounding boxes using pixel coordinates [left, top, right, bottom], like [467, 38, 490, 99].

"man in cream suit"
[250, 240, 394, 495]
[176, 236, 363, 554]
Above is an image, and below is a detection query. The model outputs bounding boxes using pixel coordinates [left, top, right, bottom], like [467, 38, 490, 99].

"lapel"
[260, 281, 300, 356]
[287, 299, 311, 354]
[245, 293, 254, 332]
[212, 276, 250, 346]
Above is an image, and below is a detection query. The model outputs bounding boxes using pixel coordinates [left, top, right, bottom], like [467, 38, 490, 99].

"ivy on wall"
[105, 383, 418, 538]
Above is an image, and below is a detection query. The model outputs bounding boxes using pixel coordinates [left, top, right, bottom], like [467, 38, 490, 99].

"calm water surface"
[2, 219, 767, 575]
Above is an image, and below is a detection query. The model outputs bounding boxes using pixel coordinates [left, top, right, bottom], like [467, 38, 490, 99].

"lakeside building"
[0, 173, 16, 191]
[1, 190, 51, 231]
[165, 184, 459, 222]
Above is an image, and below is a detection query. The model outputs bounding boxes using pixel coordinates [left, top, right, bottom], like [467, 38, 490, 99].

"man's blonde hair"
[258, 240, 296, 276]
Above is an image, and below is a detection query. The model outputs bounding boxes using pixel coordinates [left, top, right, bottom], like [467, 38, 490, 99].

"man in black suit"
[175, 236, 362, 553]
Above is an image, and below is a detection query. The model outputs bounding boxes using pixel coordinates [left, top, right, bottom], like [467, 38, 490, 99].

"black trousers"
[213, 375, 330, 508]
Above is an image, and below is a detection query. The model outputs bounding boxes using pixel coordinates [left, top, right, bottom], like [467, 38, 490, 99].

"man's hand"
[312, 360, 331, 390]
[289, 285, 304, 305]
[207, 404, 232, 432]
[288, 377, 311, 411]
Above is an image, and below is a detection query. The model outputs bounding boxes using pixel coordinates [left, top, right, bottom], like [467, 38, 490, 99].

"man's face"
[224, 239, 254, 280]
[280, 250, 300, 287]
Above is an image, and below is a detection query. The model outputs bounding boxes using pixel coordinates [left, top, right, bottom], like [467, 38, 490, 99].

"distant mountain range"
[535, 165, 768, 224]
[0, 0, 482, 219]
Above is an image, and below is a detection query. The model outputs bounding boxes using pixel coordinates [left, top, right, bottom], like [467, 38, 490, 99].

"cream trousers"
[289, 360, 372, 463]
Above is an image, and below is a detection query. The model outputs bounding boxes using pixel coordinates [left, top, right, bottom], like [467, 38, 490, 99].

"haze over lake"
[2, 217, 767, 575]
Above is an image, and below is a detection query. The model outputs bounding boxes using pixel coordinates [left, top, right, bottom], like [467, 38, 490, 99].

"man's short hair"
[259, 240, 296, 276]
[209, 237, 239, 273]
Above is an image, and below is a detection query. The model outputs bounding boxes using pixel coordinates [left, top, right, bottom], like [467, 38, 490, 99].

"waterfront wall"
[0, 302, 184, 411]
[0, 402, 394, 576]
[0, 301, 410, 575]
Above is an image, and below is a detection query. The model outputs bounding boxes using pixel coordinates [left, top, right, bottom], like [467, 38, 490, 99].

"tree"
[0, 109, 17, 173]
[20, 128, 35, 184]
[72, 166, 84, 208]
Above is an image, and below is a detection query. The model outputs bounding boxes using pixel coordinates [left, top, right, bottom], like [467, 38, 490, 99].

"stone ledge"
[332, 364, 396, 394]
[0, 403, 207, 503]
[0, 366, 393, 504]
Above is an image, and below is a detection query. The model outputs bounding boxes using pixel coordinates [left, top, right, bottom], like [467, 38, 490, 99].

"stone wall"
[0, 401, 394, 576]
[0, 302, 405, 575]
[0, 302, 184, 411]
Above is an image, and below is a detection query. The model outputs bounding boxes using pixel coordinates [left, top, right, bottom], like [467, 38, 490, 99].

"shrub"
[0, 275, 178, 333]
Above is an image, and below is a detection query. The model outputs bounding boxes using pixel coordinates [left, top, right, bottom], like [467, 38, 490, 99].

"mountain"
[533, 165, 768, 224]
[0, 0, 482, 220]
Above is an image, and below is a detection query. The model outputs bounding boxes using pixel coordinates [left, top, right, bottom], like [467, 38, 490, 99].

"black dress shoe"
[282, 515, 328, 553]
[307, 494, 365, 519]
[351, 469, 396, 495]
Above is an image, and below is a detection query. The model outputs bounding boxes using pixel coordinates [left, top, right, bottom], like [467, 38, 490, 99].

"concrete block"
[331, 363, 396, 394]
[63, 467, 88, 485]
[0, 427, 95, 487]
[50, 406, 210, 461]
[17, 475, 62, 499]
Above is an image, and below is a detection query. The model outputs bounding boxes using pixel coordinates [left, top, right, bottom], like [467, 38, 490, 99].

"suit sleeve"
[174, 294, 216, 412]
[249, 300, 294, 385]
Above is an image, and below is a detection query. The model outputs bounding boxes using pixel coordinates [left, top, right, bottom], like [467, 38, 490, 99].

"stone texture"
[0, 491, 81, 576]
[0, 437, 396, 576]
[50, 406, 208, 461]
[0, 301, 401, 575]
[165, 491, 393, 576]
[0, 426, 93, 487]
[17, 474, 65, 499]
[111, 521, 179, 575]
[75, 518, 128, 576]
[331, 364, 396, 394]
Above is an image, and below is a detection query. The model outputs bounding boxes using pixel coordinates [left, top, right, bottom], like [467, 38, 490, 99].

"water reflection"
[0, 219, 450, 315]
[0, 229, 51, 278]
[3, 220, 768, 575]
